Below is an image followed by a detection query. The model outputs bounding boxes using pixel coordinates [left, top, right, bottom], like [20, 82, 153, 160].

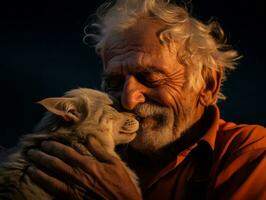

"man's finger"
[27, 166, 74, 200]
[27, 149, 80, 181]
[38, 141, 109, 181]
[86, 135, 115, 163]
[38, 141, 110, 179]
[40, 141, 95, 167]
[27, 150, 110, 199]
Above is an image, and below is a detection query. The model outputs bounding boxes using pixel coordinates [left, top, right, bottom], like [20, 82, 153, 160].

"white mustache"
[132, 101, 170, 118]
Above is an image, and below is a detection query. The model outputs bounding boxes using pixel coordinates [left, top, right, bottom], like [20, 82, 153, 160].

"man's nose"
[121, 75, 145, 110]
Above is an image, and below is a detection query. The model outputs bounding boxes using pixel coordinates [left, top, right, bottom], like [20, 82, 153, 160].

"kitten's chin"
[116, 132, 137, 145]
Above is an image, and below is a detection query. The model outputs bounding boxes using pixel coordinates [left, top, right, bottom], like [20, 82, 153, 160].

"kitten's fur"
[0, 88, 140, 199]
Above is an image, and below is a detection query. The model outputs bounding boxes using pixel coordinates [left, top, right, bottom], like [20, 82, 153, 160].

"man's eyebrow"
[137, 65, 165, 74]
[102, 65, 165, 77]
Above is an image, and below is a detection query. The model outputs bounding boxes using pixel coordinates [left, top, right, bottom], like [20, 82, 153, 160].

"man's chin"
[129, 128, 174, 154]
[131, 110, 176, 153]
[128, 119, 188, 156]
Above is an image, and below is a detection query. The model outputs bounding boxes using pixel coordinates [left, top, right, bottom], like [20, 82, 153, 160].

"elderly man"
[26, 0, 266, 199]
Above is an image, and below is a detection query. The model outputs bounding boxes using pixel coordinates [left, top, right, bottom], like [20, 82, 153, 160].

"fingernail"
[26, 166, 36, 178]
[27, 149, 35, 156]
[27, 166, 34, 173]
[41, 141, 49, 148]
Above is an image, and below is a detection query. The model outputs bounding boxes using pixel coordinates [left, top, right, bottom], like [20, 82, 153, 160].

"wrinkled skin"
[102, 19, 206, 154]
[26, 19, 221, 199]
[27, 137, 141, 200]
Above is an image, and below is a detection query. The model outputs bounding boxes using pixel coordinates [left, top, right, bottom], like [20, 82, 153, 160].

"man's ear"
[199, 67, 223, 106]
[37, 97, 81, 123]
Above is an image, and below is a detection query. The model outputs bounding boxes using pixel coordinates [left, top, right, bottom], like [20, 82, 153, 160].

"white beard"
[129, 100, 195, 154]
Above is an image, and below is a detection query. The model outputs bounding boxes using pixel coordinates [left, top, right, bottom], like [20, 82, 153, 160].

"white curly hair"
[84, 0, 240, 100]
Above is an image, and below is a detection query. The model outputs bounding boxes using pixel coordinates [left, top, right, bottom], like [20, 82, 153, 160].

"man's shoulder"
[208, 123, 266, 199]
[216, 120, 266, 155]
[219, 120, 266, 138]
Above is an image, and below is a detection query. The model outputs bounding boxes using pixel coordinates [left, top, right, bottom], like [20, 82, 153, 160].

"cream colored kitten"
[0, 88, 140, 200]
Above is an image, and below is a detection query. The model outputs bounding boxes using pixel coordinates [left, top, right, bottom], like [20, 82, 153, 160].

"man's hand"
[26, 136, 142, 200]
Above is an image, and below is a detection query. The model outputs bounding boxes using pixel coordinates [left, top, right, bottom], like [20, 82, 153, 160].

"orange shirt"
[143, 105, 266, 200]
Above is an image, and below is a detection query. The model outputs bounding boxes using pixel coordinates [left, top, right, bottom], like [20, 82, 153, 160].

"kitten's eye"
[103, 75, 125, 92]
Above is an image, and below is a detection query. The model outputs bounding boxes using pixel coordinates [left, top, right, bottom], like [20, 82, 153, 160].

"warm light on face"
[101, 19, 205, 153]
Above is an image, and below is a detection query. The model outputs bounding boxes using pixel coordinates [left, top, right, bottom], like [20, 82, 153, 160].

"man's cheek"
[157, 94, 181, 115]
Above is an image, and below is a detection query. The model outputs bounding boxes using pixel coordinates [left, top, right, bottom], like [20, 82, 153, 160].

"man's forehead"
[103, 19, 167, 62]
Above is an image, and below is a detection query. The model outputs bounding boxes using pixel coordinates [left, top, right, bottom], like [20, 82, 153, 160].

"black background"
[0, 0, 265, 147]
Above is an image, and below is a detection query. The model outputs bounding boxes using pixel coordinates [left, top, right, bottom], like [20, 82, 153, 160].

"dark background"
[0, 0, 265, 147]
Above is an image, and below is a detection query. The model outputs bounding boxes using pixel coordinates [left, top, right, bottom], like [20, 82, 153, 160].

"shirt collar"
[141, 104, 225, 192]
[145, 104, 222, 190]
[200, 104, 222, 150]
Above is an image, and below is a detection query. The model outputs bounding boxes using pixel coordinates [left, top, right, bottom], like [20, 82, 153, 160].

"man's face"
[102, 19, 204, 154]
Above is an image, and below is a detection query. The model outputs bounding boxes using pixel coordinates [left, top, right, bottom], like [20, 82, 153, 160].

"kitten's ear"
[37, 97, 81, 122]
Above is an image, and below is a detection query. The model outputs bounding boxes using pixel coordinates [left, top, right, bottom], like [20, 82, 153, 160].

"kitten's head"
[38, 88, 139, 146]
